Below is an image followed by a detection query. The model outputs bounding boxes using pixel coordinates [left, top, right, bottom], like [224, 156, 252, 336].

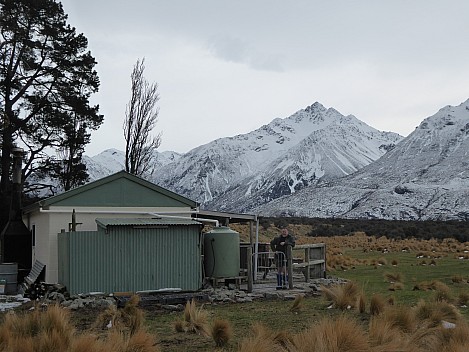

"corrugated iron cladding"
[58, 224, 202, 294]
[95, 217, 202, 228]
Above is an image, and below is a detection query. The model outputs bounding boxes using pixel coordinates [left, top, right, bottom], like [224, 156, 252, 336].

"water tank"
[204, 227, 240, 278]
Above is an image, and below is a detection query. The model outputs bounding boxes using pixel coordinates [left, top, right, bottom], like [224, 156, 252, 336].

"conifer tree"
[0, 0, 103, 208]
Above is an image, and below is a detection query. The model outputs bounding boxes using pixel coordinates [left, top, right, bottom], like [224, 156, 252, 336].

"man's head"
[281, 228, 288, 237]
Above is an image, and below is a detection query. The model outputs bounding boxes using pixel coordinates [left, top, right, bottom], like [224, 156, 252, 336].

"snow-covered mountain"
[253, 99, 469, 220]
[84, 149, 181, 181]
[149, 102, 401, 208]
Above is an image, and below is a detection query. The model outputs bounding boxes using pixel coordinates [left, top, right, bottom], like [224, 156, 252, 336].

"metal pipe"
[254, 218, 259, 280]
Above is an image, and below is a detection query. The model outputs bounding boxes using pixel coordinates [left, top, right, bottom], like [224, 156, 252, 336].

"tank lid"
[207, 226, 239, 234]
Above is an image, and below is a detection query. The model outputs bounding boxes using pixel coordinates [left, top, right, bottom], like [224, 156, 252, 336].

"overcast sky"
[60, 0, 469, 156]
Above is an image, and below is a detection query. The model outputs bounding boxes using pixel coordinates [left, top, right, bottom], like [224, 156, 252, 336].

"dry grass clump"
[377, 257, 387, 266]
[368, 317, 407, 351]
[380, 306, 416, 334]
[210, 319, 232, 347]
[368, 302, 469, 352]
[438, 321, 469, 351]
[384, 271, 403, 283]
[322, 281, 360, 310]
[237, 323, 288, 352]
[451, 274, 464, 284]
[0, 303, 159, 352]
[173, 299, 209, 336]
[326, 253, 361, 271]
[413, 280, 451, 296]
[388, 282, 404, 291]
[413, 300, 461, 328]
[103, 329, 159, 352]
[433, 283, 453, 303]
[369, 294, 387, 316]
[457, 292, 469, 306]
[358, 291, 367, 314]
[292, 315, 369, 352]
[0, 304, 74, 351]
[93, 295, 144, 335]
[290, 294, 304, 312]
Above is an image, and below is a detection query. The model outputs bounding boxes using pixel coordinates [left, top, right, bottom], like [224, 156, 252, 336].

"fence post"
[247, 245, 253, 293]
[287, 245, 293, 289]
[305, 247, 310, 282]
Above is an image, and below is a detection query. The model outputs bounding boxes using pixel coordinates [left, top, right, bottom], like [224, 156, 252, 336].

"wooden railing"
[246, 243, 326, 292]
[290, 243, 326, 282]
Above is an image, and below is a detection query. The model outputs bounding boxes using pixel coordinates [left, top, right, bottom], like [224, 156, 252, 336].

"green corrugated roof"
[96, 217, 202, 228]
[24, 171, 198, 212]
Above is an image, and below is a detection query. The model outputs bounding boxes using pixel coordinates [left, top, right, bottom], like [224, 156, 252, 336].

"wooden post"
[287, 245, 293, 289]
[305, 247, 310, 282]
[247, 245, 253, 293]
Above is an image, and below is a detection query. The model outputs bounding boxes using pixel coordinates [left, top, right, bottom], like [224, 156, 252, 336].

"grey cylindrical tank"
[204, 226, 240, 278]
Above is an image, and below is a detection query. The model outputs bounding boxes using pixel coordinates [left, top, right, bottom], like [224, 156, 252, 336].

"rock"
[264, 292, 280, 300]
[47, 292, 66, 302]
[68, 298, 85, 310]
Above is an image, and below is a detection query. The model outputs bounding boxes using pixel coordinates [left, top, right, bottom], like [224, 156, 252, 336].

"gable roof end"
[24, 171, 198, 212]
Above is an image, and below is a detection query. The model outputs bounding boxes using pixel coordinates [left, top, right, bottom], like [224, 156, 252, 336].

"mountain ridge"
[251, 98, 469, 220]
[84, 101, 402, 213]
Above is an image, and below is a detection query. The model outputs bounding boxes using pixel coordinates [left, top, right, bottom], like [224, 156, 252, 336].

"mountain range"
[83, 99, 469, 221]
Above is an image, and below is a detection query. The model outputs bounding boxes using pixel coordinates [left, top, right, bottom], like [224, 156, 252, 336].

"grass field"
[3, 231, 469, 351]
[141, 232, 469, 351]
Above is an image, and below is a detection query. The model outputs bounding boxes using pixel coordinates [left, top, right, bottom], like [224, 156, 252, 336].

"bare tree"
[124, 58, 161, 176]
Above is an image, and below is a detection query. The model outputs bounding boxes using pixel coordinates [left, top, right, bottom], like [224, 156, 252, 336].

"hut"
[23, 171, 199, 285]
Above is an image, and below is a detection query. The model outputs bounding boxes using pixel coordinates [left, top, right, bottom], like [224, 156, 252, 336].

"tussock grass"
[388, 282, 404, 291]
[414, 300, 461, 328]
[105, 329, 159, 352]
[69, 334, 107, 352]
[457, 292, 469, 306]
[93, 295, 144, 335]
[380, 306, 416, 334]
[368, 317, 406, 351]
[121, 295, 145, 335]
[370, 294, 386, 316]
[439, 321, 469, 351]
[358, 291, 367, 314]
[173, 299, 209, 336]
[322, 281, 360, 310]
[292, 315, 369, 352]
[433, 283, 453, 303]
[238, 323, 285, 352]
[238, 336, 283, 352]
[377, 257, 387, 266]
[210, 319, 232, 347]
[384, 271, 403, 283]
[451, 274, 464, 284]
[290, 294, 304, 312]
[0, 304, 74, 350]
[0, 303, 158, 352]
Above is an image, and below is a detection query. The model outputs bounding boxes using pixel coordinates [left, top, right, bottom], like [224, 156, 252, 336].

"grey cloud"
[208, 34, 284, 72]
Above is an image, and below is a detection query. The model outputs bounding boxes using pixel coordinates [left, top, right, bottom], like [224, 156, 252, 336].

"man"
[270, 228, 295, 289]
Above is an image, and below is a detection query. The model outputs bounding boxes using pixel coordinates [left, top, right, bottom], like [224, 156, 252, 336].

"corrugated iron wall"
[58, 225, 202, 294]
